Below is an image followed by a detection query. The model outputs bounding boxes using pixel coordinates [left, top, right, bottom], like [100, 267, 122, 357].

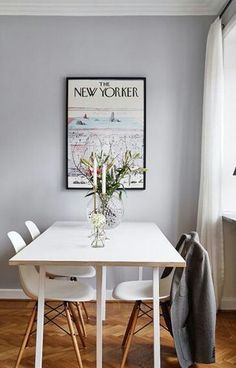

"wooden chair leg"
[25, 301, 38, 348]
[161, 301, 173, 336]
[120, 301, 140, 368]
[76, 303, 87, 337]
[15, 303, 37, 368]
[81, 302, 89, 321]
[122, 301, 139, 348]
[65, 302, 83, 368]
[68, 302, 86, 348]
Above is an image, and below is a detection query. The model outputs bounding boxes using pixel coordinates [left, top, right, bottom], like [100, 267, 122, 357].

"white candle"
[112, 166, 115, 179]
[93, 157, 97, 188]
[102, 164, 106, 194]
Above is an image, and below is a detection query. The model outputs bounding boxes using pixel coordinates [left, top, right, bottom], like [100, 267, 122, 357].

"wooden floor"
[0, 301, 235, 368]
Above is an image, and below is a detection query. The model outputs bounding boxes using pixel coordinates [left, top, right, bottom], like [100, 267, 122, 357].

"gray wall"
[0, 16, 212, 290]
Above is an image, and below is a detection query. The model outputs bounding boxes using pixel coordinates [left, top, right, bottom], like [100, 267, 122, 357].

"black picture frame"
[66, 77, 146, 190]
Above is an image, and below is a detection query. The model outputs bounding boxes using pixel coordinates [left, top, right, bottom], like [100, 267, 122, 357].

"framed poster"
[66, 77, 146, 189]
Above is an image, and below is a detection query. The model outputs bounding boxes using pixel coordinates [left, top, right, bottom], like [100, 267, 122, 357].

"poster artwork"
[67, 78, 146, 189]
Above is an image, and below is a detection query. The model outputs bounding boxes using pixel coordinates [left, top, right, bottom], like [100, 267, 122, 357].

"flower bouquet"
[78, 150, 146, 245]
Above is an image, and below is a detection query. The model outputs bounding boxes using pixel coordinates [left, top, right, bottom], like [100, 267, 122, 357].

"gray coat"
[170, 232, 216, 368]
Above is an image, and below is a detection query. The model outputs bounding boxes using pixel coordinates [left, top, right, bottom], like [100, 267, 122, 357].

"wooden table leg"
[153, 267, 161, 368]
[96, 266, 103, 368]
[102, 266, 106, 321]
[35, 266, 46, 368]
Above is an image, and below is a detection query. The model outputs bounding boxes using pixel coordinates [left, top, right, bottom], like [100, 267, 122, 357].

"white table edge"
[223, 214, 236, 223]
[9, 260, 186, 267]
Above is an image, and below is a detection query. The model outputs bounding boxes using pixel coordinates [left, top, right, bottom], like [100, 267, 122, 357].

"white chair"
[8, 231, 94, 368]
[25, 220, 96, 328]
[112, 234, 189, 368]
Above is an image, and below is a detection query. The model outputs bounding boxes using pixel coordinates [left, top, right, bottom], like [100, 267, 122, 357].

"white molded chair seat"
[45, 265, 96, 278]
[113, 280, 153, 301]
[113, 274, 172, 302]
[8, 231, 94, 302]
[45, 278, 94, 301]
[25, 220, 96, 279]
[44, 278, 94, 301]
[20, 265, 94, 301]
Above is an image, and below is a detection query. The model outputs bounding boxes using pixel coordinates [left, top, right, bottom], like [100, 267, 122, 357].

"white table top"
[223, 212, 236, 223]
[9, 221, 185, 268]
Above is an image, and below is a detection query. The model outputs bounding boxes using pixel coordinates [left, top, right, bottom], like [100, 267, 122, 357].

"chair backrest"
[7, 231, 39, 300]
[138, 233, 190, 282]
[157, 233, 192, 300]
[161, 233, 191, 279]
[25, 220, 41, 240]
[7, 231, 26, 253]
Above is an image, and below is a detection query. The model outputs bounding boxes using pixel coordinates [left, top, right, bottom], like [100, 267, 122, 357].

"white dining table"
[9, 221, 185, 368]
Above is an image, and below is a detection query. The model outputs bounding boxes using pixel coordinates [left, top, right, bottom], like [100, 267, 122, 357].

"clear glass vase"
[90, 225, 106, 248]
[87, 194, 124, 229]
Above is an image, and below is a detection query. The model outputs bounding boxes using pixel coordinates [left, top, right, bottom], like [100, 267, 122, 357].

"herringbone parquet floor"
[0, 301, 235, 368]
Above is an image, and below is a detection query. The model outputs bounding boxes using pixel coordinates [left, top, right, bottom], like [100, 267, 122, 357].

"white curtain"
[197, 17, 224, 308]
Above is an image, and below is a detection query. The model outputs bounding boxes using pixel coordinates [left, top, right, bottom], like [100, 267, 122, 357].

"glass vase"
[87, 194, 124, 229]
[90, 225, 106, 248]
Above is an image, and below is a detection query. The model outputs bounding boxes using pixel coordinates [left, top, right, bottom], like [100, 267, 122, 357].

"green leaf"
[81, 158, 92, 167]
[85, 192, 95, 197]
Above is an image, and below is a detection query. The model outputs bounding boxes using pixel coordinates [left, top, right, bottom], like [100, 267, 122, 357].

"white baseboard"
[0, 288, 29, 299]
[0, 288, 114, 300]
[1, 289, 235, 310]
[220, 297, 236, 310]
